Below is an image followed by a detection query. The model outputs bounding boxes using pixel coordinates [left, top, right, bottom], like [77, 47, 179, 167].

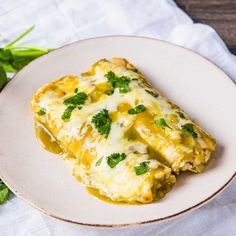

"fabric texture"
[0, 0, 235, 235]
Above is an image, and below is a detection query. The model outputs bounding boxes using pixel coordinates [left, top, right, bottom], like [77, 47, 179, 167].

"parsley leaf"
[61, 106, 76, 121]
[181, 123, 198, 138]
[91, 109, 112, 138]
[107, 153, 126, 168]
[0, 179, 10, 204]
[74, 88, 78, 93]
[105, 71, 131, 93]
[134, 161, 150, 175]
[155, 118, 172, 129]
[95, 157, 103, 166]
[128, 104, 146, 115]
[62, 92, 87, 121]
[177, 112, 186, 119]
[37, 107, 46, 116]
[145, 89, 159, 98]
[63, 92, 88, 106]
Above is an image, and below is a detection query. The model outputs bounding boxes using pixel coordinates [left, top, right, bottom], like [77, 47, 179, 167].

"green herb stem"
[5, 26, 35, 48]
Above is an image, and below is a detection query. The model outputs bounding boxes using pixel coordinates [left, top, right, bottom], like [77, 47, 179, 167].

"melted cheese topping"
[31, 58, 216, 203]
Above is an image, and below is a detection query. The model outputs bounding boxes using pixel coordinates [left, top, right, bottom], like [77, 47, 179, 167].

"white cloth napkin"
[0, 0, 235, 235]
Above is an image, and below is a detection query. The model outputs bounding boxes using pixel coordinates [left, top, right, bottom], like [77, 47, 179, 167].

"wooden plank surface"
[176, 0, 236, 54]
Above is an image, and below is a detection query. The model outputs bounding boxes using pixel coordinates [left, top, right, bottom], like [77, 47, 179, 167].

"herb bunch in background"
[0, 26, 52, 90]
[0, 27, 52, 204]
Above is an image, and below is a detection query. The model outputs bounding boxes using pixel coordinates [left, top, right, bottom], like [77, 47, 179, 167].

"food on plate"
[31, 58, 216, 204]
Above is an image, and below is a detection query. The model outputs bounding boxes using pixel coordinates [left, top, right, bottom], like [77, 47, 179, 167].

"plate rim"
[0, 35, 235, 228]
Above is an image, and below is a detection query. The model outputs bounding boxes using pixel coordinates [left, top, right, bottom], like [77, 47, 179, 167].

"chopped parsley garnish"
[0, 179, 10, 204]
[177, 112, 186, 119]
[37, 108, 46, 116]
[181, 123, 198, 138]
[145, 89, 159, 98]
[107, 153, 126, 168]
[134, 161, 150, 175]
[155, 118, 172, 129]
[61, 106, 76, 121]
[61, 92, 87, 121]
[95, 157, 103, 166]
[63, 92, 88, 106]
[128, 104, 146, 115]
[91, 109, 112, 138]
[105, 71, 131, 93]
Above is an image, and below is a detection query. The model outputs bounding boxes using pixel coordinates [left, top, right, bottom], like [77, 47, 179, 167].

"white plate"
[0, 36, 235, 228]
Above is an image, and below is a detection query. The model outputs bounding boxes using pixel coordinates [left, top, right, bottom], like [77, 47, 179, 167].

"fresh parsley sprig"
[63, 92, 88, 106]
[105, 71, 131, 94]
[61, 92, 88, 121]
[91, 109, 112, 138]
